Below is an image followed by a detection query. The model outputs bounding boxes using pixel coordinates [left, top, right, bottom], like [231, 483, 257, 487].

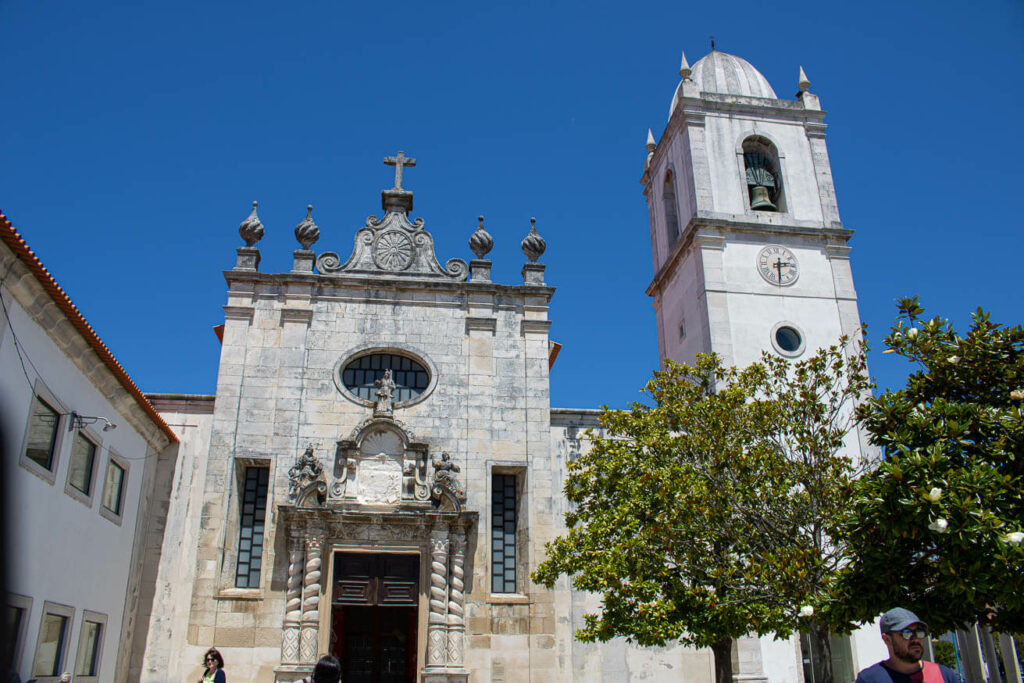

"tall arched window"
[742, 137, 785, 212]
[663, 170, 680, 244]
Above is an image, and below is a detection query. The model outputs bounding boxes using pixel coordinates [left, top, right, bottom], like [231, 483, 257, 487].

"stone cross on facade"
[384, 151, 416, 190]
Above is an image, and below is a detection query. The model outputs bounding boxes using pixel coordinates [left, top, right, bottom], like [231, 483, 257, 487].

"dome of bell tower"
[669, 50, 777, 117]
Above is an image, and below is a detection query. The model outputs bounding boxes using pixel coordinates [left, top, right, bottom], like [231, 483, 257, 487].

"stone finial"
[294, 204, 320, 250]
[646, 129, 657, 152]
[798, 66, 811, 93]
[679, 50, 692, 80]
[521, 217, 546, 263]
[469, 215, 493, 259]
[239, 201, 264, 246]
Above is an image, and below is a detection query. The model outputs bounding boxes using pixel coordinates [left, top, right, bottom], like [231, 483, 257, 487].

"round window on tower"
[333, 348, 436, 408]
[771, 322, 806, 358]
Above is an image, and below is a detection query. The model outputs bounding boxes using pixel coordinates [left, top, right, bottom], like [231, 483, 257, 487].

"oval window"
[341, 353, 430, 403]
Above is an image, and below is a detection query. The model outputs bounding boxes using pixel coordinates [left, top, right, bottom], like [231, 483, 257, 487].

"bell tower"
[643, 50, 861, 369]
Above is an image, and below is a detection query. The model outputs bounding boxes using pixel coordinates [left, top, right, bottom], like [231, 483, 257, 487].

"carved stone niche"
[329, 416, 431, 508]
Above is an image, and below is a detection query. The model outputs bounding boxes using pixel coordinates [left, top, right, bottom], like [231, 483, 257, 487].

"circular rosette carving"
[374, 230, 415, 271]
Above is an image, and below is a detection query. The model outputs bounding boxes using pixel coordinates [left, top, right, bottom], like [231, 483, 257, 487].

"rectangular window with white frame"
[74, 610, 106, 681]
[100, 453, 128, 524]
[4, 593, 32, 675]
[32, 601, 73, 679]
[65, 428, 99, 505]
[19, 386, 67, 484]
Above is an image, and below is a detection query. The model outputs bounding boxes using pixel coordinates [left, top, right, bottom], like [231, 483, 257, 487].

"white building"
[4, 48, 914, 683]
[1, 214, 178, 683]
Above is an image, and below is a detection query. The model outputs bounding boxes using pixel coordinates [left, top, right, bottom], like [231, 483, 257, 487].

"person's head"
[203, 648, 224, 670]
[879, 607, 929, 664]
[312, 654, 341, 683]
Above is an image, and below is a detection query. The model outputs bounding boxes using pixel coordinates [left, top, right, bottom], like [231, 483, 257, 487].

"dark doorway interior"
[331, 553, 419, 683]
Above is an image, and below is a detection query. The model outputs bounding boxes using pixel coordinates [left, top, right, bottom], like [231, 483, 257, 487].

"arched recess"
[735, 132, 788, 213]
[662, 168, 681, 245]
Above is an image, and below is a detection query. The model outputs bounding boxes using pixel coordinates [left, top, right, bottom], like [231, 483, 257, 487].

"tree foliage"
[533, 341, 871, 682]
[833, 298, 1024, 633]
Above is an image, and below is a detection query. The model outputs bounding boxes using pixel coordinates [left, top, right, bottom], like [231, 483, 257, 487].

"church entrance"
[331, 553, 419, 683]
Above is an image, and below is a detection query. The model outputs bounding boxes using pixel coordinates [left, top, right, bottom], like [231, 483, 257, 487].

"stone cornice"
[223, 270, 555, 302]
[646, 215, 854, 297]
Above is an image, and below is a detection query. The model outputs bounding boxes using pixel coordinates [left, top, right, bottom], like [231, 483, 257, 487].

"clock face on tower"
[757, 245, 799, 286]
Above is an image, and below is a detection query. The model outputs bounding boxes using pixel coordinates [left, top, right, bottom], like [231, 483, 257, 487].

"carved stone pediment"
[330, 417, 431, 507]
[316, 210, 468, 281]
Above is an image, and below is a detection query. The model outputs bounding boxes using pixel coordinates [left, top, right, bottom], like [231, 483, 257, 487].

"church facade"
[135, 50, 886, 683]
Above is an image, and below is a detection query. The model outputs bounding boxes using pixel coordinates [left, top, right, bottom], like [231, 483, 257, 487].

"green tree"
[833, 298, 1024, 634]
[533, 341, 871, 683]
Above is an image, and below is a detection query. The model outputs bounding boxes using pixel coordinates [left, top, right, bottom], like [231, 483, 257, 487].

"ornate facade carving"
[431, 452, 467, 513]
[447, 531, 466, 666]
[427, 531, 449, 667]
[314, 158, 468, 282]
[281, 536, 304, 664]
[288, 444, 325, 500]
[299, 533, 324, 663]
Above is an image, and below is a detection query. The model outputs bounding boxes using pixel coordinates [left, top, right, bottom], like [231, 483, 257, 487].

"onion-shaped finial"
[294, 204, 320, 250]
[239, 201, 264, 246]
[469, 215, 493, 259]
[798, 66, 811, 93]
[521, 217, 546, 263]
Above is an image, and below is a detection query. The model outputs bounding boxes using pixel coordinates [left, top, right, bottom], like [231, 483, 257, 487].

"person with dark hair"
[199, 647, 226, 683]
[302, 655, 341, 683]
[855, 608, 959, 682]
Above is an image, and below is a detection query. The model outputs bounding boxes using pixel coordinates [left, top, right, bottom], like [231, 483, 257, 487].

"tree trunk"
[809, 622, 834, 683]
[711, 637, 734, 683]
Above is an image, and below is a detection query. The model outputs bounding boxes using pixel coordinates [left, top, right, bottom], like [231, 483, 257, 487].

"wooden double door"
[331, 553, 419, 683]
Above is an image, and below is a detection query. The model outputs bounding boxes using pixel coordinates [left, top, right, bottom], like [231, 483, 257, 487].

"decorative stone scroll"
[315, 209, 468, 281]
[330, 417, 431, 507]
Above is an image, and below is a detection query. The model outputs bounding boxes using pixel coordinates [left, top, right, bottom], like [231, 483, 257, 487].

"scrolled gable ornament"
[430, 451, 467, 512]
[288, 444, 326, 505]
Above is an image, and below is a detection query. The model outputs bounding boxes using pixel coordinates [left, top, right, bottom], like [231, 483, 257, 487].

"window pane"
[491, 474, 518, 594]
[4, 605, 24, 671]
[341, 353, 429, 403]
[75, 621, 102, 676]
[25, 397, 60, 470]
[101, 461, 125, 514]
[68, 433, 96, 494]
[235, 466, 270, 588]
[33, 612, 67, 677]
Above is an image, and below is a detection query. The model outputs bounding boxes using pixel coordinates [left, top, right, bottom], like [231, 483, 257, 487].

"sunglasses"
[891, 628, 928, 640]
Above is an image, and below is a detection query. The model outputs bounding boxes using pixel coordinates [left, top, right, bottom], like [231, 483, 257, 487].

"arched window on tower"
[743, 137, 785, 212]
[663, 170, 680, 244]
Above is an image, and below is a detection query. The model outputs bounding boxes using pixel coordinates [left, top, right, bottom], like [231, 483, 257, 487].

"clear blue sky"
[2, 0, 1022, 409]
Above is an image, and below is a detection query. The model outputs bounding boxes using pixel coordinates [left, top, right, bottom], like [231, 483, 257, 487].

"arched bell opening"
[742, 136, 786, 213]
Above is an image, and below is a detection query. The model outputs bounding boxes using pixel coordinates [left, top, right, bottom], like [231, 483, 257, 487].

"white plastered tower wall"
[641, 51, 887, 682]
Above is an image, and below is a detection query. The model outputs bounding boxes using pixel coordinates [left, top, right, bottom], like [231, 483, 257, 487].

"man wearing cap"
[855, 607, 960, 682]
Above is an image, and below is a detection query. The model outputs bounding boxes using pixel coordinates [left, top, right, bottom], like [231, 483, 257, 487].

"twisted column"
[300, 532, 324, 663]
[446, 528, 466, 666]
[281, 535, 304, 663]
[427, 530, 449, 667]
